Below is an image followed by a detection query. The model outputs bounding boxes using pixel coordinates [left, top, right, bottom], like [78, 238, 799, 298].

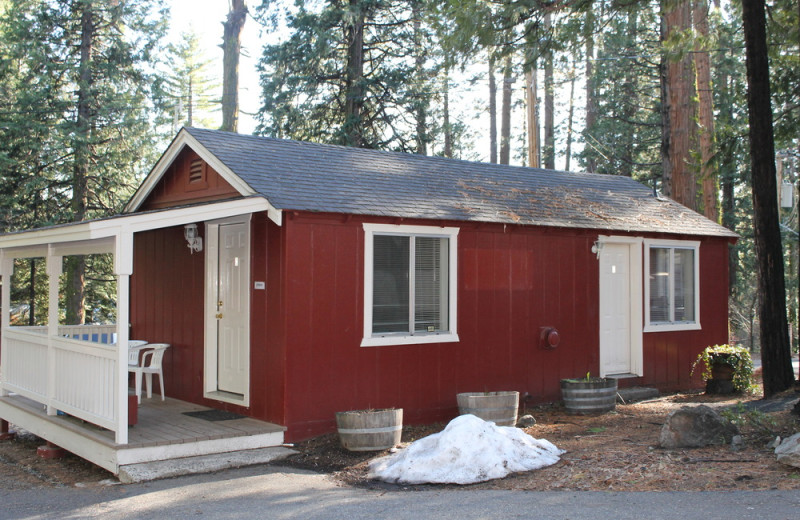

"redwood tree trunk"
[662, 0, 693, 205]
[741, 0, 795, 395]
[221, 0, 247, 133]
[694, 0, 719, 221]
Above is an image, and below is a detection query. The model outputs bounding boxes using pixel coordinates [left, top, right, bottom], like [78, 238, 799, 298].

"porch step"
[616, 386, 659, 404]
[117, 446, 297, 483]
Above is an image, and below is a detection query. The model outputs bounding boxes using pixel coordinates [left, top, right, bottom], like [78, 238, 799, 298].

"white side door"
[599, 239, 643, 377]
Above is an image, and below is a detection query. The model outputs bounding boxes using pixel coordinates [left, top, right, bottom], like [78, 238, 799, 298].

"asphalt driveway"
[1, 464, 799, 520]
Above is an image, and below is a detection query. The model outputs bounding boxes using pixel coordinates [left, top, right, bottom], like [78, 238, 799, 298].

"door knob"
[215, 313, 224, 319]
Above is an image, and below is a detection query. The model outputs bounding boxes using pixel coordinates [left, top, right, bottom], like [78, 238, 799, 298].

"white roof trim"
[0, 198, 277, 254]
[124, 128, 258, 214]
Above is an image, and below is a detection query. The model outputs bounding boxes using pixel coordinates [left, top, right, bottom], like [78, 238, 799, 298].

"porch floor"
[0, 393, 286, 475]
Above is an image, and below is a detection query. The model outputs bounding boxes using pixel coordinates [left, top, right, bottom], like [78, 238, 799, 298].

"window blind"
[414, 236, 448, 333]
[372, 235, 409, 333]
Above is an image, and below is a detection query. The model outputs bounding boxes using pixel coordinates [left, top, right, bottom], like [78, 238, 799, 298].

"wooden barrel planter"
[335, 408, 403, 452]
[706, 361, 735, 394]
[456, 391, 519, 426]
[560, 378, 618, 414]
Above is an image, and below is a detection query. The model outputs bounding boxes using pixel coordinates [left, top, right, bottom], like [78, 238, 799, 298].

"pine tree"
[257, 0, 438, 150]
[0, 0, 170, 322]
[167, 30, 221, 131]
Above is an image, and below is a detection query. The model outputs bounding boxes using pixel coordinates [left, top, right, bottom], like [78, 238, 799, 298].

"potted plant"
[560, 373, 618, 414]
[691, 344, 756, 394]
[456, 391, 519, 426]
[335, 408, 403, 452]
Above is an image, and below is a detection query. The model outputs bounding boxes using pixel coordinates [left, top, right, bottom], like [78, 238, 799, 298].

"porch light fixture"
[591, 240, 603, 259]
[184, 223, 203, 254]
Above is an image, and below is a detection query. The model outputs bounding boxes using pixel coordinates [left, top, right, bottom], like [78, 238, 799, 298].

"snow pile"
[368, 414, 564, 485]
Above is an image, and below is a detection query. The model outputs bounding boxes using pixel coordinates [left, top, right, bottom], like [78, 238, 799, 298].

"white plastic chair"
[126, 340, 149, 367]
[128, 343, 170, 403]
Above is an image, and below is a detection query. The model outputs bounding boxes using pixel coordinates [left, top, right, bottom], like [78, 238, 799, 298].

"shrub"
[691, 344, 757, 394]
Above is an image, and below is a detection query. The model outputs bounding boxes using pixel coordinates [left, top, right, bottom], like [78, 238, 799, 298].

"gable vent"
[189, 159, 204, 183]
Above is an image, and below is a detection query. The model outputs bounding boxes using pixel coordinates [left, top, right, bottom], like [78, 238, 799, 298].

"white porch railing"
[1, 325, 119, 432]
[21, 324, 118, 345]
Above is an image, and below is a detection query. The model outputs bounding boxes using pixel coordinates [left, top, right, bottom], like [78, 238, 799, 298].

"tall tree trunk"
[694, 0, 718, 217]
[488, 52, 497, 163]
[525, 65, 539, 168]
[741, 0, 795, 395]
[443, 64, 452, 158]
[565, 60, 576, 171]
[662, 0, 693, 206]
[718, 43, 737, 294]
[412, 1, 427, 155]
[221, 0, 247, 133]
[713, 0, 736, 295]
[619, 9, 638, 177]
[66, 2, 94, 325]
[343, 0, 366, 147]
[659, 35, 671, 194]
[694, 0, 718, 221]
[543, 12, 555, 170]
[499, 54, 512, 165]
[584, 5, 597, 173]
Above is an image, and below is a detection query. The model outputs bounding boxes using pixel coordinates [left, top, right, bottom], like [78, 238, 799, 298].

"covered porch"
[0, 198, 285, 474]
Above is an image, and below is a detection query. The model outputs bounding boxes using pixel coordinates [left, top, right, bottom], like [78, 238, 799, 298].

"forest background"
[0, 0, 797, 376]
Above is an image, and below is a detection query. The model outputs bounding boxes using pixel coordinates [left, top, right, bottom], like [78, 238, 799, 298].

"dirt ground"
[2, 388, 800, 491]
[281, 389, 800, 492]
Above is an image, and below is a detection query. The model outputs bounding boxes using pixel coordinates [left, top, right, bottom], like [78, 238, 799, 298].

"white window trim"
[362, 223, 459, 347]
[643, 239, 701, 332]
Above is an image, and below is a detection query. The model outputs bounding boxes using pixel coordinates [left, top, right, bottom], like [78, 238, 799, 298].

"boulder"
[775, 433, 800, 468]
[659, 405, 740, 449]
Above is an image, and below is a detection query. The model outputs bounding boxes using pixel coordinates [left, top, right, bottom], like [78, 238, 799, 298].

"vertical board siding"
[131, 214, 286, 426]
[248, 216, 285, 424]
[280, 213, 730, 442]
[129, 209, 730, 442]
[131, 227, 205, 403]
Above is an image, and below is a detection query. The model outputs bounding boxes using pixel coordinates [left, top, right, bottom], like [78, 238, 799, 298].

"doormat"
[183, 410, 246, 422]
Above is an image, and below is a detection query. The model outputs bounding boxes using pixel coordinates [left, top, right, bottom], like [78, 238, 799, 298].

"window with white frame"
[362, 224, 459, 346]
[645, 240, 700, 331]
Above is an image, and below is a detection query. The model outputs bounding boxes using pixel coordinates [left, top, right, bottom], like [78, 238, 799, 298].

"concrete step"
[118, 446, 297, 483]
[616, 386, 659, 404]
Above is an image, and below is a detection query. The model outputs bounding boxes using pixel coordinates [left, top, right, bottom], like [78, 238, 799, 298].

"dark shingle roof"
[185, 127, 736, 238]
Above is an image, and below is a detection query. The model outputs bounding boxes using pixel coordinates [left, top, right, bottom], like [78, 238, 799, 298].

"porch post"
[0, 252, 11, 397]
[114, 229, 134, 445]
[45, 249, 62, 416]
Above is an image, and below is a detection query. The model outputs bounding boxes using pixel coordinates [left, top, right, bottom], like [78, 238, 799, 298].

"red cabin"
[0, 127, 736, 474]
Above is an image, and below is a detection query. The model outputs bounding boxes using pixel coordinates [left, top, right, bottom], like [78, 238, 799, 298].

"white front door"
[205, 218, 250, 404]
[216, 222, 249, 394]
[599, 239, 643, 377]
